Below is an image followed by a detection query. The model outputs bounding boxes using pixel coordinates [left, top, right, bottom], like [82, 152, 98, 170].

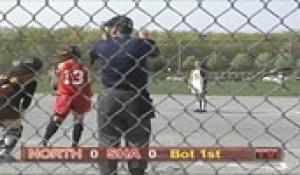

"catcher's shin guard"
[0, 126, 22, 156]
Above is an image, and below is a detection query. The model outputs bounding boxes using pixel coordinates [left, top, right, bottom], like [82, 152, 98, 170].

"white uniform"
[190, 68, 207, 112]
[190, 69, 204, 94]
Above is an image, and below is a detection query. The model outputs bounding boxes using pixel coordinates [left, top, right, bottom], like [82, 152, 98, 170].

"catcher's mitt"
[0, 73, 33, 98]
[0, 73, 36, 120]
[0, 75, 15, 97]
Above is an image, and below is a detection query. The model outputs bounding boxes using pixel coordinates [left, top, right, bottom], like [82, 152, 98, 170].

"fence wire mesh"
[0, 0, 300, 174]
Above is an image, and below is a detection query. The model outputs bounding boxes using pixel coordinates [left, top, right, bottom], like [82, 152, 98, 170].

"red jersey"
[56, 59, 92, 97]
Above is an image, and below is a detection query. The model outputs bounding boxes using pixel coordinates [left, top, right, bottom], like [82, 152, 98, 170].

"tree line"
[0, 27, 299, 75]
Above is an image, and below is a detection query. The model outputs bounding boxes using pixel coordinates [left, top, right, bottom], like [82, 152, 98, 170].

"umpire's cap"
[61, 45, 81, 59]
[103, 15, 134, 34]
[12, 57, 43, 72]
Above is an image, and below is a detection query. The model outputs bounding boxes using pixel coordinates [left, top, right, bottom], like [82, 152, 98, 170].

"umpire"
[90, 15, 159, 175]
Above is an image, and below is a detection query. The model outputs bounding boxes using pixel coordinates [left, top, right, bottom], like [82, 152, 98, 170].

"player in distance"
[41, 45, 92, 147]
[0, 57, 42, 160]
[189, 61, 208, 112]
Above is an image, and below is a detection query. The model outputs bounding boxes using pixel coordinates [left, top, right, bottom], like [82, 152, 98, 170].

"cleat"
[71, 143, 78, 148]
[193, 109, 202, 113]
[0, 153, 16, 161]
[193, 109, 202, 112]
[193, 109, 207, 113]
[40, 140, 48, 147]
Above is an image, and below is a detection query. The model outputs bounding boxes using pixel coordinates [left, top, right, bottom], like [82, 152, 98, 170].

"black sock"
[73, 123, 83, 145]
[43, 121, 59, 142]
[199, 99, 202, 110]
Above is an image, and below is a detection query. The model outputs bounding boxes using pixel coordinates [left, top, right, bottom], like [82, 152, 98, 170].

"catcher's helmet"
[12, 57, 43, 72]
[61, 45, 81, 59]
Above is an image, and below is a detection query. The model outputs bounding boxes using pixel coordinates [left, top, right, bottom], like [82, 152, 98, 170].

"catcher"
[0, 57, 42, 160]
[41, 45, 92, 147]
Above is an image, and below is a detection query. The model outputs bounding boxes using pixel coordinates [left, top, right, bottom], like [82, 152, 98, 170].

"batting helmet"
[12, 57, 43, 72]
[61, 45, 81, 59]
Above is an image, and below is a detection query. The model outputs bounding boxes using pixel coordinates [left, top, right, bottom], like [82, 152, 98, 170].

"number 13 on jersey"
[63, 70, 85, 85]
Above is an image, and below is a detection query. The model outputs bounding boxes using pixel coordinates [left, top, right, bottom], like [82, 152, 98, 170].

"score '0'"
[90, 149, 99, 159]
[148, 149, 157, 159]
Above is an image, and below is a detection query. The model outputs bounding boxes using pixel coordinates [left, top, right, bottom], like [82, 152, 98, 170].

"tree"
[207, 52, 228, 71]
[296, 58, 300, 68]
[182, 55, 196, 71]
[230, 53, 253, 71]
[147, 59, 165, 72]
[255, 52, 273, 69]
[273, 53, 295, 69]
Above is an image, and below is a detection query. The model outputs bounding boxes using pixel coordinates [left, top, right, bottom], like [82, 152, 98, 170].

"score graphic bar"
[21, 147, 281, 162]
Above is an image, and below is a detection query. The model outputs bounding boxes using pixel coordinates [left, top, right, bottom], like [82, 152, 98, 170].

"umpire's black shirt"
[90, 34, 159, 91]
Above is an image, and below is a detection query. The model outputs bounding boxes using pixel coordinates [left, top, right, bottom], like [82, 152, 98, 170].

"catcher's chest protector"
[0, 83, 18, 119]
[0, 74, 33, 120]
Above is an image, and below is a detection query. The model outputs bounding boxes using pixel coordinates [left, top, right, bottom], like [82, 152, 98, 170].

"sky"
[0, 0, 299, 33]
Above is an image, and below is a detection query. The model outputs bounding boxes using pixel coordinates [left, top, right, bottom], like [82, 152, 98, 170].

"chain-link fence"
[0, 0, 300, 174]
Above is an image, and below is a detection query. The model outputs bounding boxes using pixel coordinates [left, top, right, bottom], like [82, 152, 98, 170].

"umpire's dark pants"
[97, 89, 152, 175]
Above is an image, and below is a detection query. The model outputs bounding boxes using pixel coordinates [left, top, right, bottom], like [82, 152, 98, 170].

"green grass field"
[148, 80, 300, 96]
[36, 76, 300, 96]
